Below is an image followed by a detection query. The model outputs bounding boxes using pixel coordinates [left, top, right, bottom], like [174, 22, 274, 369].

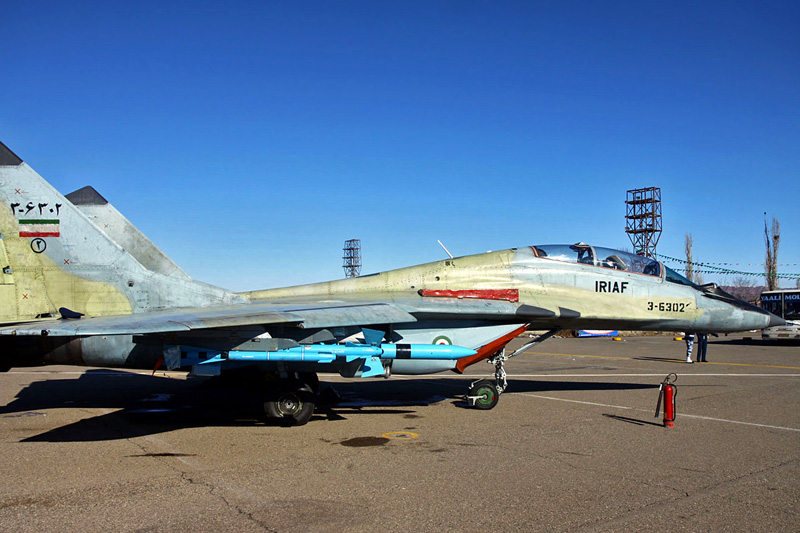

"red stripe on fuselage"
[420, 289, 519, 302]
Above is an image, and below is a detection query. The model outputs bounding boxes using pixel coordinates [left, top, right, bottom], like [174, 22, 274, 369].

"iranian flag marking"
[19, 219, 60, 238]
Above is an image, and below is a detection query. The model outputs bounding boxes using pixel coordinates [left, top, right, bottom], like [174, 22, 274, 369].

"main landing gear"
[262, 371, 319, 426]
[465, 328, 561, 410]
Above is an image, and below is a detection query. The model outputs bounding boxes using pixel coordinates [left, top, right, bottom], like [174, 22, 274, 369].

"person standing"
[696, 333, 717, 362]
[685, 332, 695, 363]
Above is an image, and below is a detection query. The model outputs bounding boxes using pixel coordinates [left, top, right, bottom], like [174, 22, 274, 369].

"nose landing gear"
[465, 328, 561, 410]
[466, 379, 500, 410]
[465, 351, 506, 410]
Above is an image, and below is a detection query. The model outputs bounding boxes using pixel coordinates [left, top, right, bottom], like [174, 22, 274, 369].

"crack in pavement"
[572, 457, 799, 531]
[125, 436, 277, 532]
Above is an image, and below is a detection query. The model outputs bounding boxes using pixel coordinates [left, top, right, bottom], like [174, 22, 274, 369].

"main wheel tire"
[468, 379, 499, 410]
[264, 382, 315, 426]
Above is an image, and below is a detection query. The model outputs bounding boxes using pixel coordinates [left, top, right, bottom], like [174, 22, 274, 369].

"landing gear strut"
[465, 328, 561, 409]
[465, 351, 506, 409]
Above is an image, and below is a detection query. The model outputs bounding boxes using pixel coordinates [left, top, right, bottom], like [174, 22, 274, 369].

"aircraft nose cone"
[768, 312, 786, 328]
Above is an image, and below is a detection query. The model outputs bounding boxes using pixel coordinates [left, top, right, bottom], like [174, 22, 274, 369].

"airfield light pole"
[625, 187, 662, 258]
[343, 239, 362, 278]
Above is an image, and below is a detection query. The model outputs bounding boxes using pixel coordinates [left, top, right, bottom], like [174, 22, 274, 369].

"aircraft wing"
[0, 302, 416, 336]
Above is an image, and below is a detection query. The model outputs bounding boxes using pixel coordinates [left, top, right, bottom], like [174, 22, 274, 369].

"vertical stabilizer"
[0, 141, 243, 323]
[66, 185, 191, 280]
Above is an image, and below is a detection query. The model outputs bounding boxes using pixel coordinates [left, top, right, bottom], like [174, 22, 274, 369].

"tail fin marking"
[0, 141, 243, 323]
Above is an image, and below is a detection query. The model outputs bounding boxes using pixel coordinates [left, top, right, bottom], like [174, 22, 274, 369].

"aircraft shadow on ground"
[504, 379, 658, 394]
[2, 370, 452, 442]
[446, 378, 657, 409]
[632, 356, 692, 364]
[3, 371, 659, 442]
[711, 338, 800, 347]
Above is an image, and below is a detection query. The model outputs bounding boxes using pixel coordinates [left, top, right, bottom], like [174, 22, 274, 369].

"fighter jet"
[0, 141, 782, 424]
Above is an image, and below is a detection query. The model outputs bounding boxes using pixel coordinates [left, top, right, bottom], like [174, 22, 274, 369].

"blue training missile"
[194, 342, 476, 365]
[377, 343, 476, 360]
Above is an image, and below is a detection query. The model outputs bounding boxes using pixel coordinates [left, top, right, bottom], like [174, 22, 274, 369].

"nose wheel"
[465, 328, 561, 410]
[466, 348, 507, 409]
[466, 379, 500, 410]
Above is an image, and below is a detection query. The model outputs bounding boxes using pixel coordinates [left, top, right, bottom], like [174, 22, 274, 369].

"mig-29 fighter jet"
[0, 141, 782, 425]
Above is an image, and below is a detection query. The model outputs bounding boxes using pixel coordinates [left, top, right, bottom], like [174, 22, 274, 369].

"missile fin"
[362, 328, 385, 346]
[360, 356, 386, 378]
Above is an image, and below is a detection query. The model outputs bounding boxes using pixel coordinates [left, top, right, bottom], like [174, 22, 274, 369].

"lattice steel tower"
[625, 187, 662, 258]
[343, 239, 362, 278]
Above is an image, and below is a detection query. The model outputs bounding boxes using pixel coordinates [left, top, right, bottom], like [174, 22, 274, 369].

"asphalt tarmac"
[1, 334, 798, 532]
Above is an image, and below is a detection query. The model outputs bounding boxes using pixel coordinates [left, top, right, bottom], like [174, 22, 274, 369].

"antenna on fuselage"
[437, 240, 454, 259]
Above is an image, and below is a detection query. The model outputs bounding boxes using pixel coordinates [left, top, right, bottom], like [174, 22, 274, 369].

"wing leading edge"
[0, 302, 417, 336]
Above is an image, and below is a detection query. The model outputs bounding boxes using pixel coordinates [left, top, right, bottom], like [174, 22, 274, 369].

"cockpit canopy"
[531, 243, 662, 277]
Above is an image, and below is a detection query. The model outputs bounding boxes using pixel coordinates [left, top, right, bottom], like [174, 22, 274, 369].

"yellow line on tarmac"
[527, 351, 800, 370]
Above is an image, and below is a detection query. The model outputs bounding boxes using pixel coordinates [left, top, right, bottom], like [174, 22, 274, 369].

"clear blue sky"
[3, 1, 799, 291]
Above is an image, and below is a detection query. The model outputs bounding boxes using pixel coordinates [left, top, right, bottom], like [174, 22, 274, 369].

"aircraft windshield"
[532, 244, 662, 277]
[664, 265, 700, 288]
[532, 244, 596, 265]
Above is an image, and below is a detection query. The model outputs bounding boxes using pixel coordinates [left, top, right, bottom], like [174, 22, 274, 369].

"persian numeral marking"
[31, 238, 47, 253]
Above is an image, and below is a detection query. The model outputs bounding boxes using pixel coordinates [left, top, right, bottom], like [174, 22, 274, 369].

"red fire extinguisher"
[655, 373, 678, 428]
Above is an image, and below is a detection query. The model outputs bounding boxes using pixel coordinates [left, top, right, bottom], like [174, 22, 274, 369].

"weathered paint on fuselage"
[243, 246, 774, 334]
